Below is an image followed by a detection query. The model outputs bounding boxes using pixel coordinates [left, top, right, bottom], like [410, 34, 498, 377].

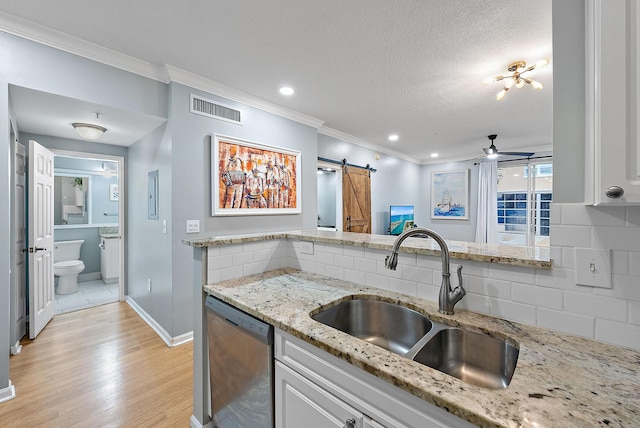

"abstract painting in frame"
[431, 169, 469, 220]
[212, 134, 301, 216]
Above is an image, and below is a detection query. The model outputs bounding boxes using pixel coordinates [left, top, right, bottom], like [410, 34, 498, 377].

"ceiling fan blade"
[498, 151, 536, 157]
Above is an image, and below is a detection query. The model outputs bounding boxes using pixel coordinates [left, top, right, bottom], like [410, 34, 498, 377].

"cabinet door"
[276, 361, 363, 428]
[588, 0, 640, 204]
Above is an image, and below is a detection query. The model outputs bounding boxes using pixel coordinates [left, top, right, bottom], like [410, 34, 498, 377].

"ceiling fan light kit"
[485, 58, 549, 101]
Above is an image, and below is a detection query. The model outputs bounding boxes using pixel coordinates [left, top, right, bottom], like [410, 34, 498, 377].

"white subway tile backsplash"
[561, 204, 626, 227]
[325, 266, 345, 281]
[629, 301, 640, 326]
[457, 261, 489, 278]
[388, 278, 418, 297]
[365, 272, 390, 290]
[220, 265, 244, 282]
[549, 224, 591, 247]
[402, 265, 433, 284]
[344, 269, 365, 285]
[397, 252, 417, 267]
[597, 275, 640, 301]
[244, 260, 269, 276]
[512, 282, 563, 310]
[489, 299, 537, 325]
[316, 250, 335, 266]
[561, 247, 576, 269]
[334, 255, 355, 270]
[376, 260, 403, 279]
[591, 226, 640, 252]
[629, 252, 640, 277]
[242, 241, 263, 252]
[416, 284, 440, 302]
[537, 308, 595, 339]
[209, 254, 233, 270]
[612, 251, 629, 275]
[232, 252, 253, 266]
[299, 259, 326, 276]
[254, 248, 276, 262]
[534, 267, 577, 291]
[353, 257, 377, 273]
[595, 319, 640, 349]
[343, 246, 365, 257]
[489, 264, 535, 284]
[416, 257, 442, 270]
[549, 203, 562, 225]
[458, 293, 492, 314]
[549, 246, 563, 267]
[465, 276, 511, 299]
[564, 291, 627, 322]
[220, 243, 244, 255]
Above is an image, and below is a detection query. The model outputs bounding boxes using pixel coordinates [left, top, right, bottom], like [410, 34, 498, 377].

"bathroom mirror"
[54, 174, 90, 225]
[54, 155, 119, 227]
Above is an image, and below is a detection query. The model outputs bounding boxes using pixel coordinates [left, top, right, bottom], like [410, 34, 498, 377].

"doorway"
[50, 149, 125, 315]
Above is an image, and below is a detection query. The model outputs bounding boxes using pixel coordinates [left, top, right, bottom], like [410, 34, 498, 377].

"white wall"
[318, 134, 422, 235]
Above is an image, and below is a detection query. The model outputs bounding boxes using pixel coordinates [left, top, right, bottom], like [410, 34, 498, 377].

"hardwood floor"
[0, 302, 193, 427]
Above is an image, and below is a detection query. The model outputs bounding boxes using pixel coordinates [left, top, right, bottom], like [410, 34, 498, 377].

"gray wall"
[0, 30, 167, 393]
[419, 160, 479, 242]
[318, 134, 422, 235]
[552, 0, 585, 202]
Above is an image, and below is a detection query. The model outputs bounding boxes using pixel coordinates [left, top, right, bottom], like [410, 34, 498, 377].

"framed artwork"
[212, 134, 301, 216]
[109, 183, 119, 201]
[431, 169, 469, 220]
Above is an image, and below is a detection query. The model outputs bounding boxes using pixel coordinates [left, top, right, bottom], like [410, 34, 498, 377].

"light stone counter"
[184, 229, 552, 269]
[204, 268, 639, 428]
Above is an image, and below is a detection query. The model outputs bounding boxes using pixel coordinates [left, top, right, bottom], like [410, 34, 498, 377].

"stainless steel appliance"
[205, 296, 274, 428]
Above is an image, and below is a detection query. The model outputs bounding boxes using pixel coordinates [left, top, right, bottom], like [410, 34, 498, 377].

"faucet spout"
[385, 227, 465, 314]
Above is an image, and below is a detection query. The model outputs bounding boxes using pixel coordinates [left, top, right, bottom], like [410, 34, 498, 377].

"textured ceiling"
[0, 0, 552, 162]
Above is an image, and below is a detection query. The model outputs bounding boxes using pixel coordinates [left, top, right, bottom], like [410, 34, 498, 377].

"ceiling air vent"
[190, 94, 241, 125]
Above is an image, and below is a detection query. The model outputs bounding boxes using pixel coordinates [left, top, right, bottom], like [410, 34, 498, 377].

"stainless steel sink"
[312, 298, 519, 389]
[412, 327, 519, 389]
[311, 299, 432, 354]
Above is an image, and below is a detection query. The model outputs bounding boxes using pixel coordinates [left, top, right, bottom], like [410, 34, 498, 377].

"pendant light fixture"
[484, 58, 549, 101]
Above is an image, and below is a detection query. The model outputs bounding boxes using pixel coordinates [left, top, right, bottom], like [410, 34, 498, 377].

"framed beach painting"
[212, 134, 301, 216]
[431, 169, 469, 220]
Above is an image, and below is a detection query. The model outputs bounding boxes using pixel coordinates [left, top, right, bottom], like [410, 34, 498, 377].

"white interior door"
[28, 140, 55, 339]
[11, 140, 27, 351]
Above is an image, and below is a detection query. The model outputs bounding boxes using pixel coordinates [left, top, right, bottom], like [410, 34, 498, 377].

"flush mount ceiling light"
[72, 113, 107, 140]
[484, 58, 549, 101]
[72, 123, 107, 140]
[279, 86, 294, 96]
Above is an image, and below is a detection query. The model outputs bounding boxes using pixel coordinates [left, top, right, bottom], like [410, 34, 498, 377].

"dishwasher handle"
[205, 296, 273, 345]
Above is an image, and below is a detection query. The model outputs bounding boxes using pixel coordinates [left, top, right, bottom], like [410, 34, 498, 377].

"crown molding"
[318, 126, 421, 165]
[165, 66, 324, 129]
[0, 11, 169, 82]
[0, 12, 325, 130]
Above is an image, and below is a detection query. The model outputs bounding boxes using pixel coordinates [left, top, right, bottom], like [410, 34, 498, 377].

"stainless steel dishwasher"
[205, 296, 274, 428]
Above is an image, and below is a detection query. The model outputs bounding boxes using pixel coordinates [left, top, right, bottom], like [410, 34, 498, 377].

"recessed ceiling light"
[430, 153, 439, 158]
[388, 134, 399, 141]
[279, 86, 294, 96]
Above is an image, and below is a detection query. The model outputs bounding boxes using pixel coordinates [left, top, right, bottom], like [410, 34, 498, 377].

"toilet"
[53, 240, 85, 294]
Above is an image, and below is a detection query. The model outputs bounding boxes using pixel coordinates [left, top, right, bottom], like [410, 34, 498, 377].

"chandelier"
[484, 58, 549, 101]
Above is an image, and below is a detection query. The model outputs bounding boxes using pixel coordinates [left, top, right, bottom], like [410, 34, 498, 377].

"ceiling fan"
[483, 134, 535, 159]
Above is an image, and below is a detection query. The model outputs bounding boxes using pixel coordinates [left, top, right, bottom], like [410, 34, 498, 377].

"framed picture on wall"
[109, 183, 119, 201]
[431, 169, 469, 220]
[211, 134, 301, 216]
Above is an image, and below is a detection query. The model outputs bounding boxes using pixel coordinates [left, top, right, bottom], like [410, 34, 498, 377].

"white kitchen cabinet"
[276, 361, 363, 428]
[274, 329, 475, 428]
[587, 0, 640, 205]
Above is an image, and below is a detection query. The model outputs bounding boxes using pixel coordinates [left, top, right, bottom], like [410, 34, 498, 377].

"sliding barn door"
[342, 165, 371, 233]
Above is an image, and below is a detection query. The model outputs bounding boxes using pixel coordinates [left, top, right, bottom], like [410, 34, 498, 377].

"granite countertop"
[204, 269, 639, 428]
[184, 229, 552, 269]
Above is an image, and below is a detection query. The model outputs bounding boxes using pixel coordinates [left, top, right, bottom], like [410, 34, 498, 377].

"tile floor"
[55, 279, 119, 315]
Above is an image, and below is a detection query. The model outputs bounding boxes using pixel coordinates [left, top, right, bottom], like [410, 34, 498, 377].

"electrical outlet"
[575, 248, 612, 288]
[147, 278, 152, 292]
[186, 219, 200, 234]
[300, 241, 314, 255]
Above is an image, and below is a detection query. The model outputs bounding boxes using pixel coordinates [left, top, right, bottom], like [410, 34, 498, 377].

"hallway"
[0, 302, 193, 427]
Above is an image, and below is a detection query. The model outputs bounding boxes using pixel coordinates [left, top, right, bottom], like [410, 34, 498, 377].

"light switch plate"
[186, 219, 200, 234]
[575, 248, 612, 288]
[300, 241, 314, 255]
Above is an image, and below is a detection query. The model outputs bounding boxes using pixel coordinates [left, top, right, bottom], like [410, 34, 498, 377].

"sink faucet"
[385, 227, 465, 315]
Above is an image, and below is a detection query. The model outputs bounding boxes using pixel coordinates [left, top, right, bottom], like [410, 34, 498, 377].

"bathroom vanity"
[185, 231, 639, 428]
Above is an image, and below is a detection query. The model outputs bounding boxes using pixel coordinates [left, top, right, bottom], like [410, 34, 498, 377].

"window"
[497, 161, 552, 247]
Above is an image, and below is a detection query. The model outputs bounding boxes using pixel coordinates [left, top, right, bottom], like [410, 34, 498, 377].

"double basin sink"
[311, 298, 519, 389]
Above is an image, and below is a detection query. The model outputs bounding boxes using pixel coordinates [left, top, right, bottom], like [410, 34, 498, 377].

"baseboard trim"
[190, 415, 214, 428]
[0, 380, 16, 404]
[125, 297, 193, 348]
[10, 340, 22, 356]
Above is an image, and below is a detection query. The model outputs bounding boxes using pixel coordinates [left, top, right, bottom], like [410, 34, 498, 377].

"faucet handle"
[455, 265, 465, 293]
